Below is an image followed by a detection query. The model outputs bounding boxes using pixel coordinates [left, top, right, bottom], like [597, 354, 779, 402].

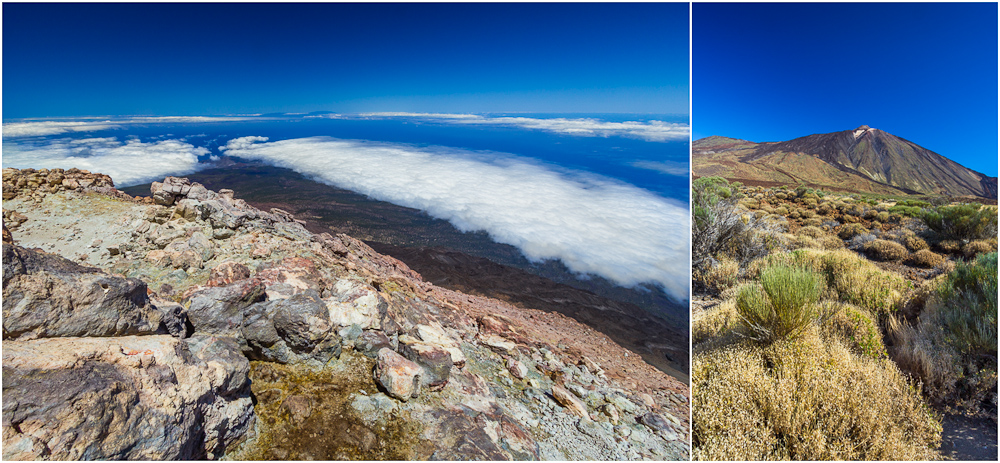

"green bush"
[888, 205, 924, 218]
[897, 199, 931, 208]
[937, 252, 998, 356]
[921, 204, 998, 241]
[737, 265, 824, 342]
[821, 301, 888, 359]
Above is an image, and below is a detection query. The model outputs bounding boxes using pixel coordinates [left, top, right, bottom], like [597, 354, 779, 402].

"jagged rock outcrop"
[1, 245, 253, 460]
[2, 169, 690, 460]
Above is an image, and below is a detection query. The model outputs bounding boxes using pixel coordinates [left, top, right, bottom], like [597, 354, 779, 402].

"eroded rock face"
[2, 243, 166, 341]
[1, 335, 254, 460]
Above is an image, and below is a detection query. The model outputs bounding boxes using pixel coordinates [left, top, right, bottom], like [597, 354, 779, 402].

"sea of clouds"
[2, 137, 209, 186]
[2, 116, 262, 138]
[341, 112, 690, 142]
[221, 136, 689, 299]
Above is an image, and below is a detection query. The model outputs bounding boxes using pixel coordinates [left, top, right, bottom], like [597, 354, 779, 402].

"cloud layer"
[222, 136, 689, 299]
[348, 113, 691, 142]
[2, 137, 209, 186]
[2, 116, 263, 138]
[630, 160, 690, 176]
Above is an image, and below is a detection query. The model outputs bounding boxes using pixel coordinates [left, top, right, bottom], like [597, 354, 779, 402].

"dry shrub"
[789, 234, 820, 250]
[697, 256, 740, 295]
[692, 330, 941, 461]
[907, 249, 945, 268]
[774, 192, 788, 200]
[797, 225, 824, 239]
[787, 209, 801, 220]
[962, 239, 997, 258]
[936, 239, 961, 254]
[838, 223, 869, 240]
[819, 235, 845, 250]
[774, 205, 788, 215]
[902, 235, 929, 252]
[846, 203, 866, 217]
[817, 203, 834, 215]
[692, 298, 739, 345]
[863, 239, 909, 262]
[877, 211, 891, 222]
[801, 217, 823, 227]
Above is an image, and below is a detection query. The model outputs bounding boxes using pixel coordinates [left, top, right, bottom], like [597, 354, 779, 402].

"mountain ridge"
[694, 126, 997, 199]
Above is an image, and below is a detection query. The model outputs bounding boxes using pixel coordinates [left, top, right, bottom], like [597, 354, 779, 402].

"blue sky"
[3, 3, 689, 118]
[694, 3, 998, 176]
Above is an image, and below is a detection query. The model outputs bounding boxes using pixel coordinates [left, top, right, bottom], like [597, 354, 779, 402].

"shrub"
[863, 239, 909, 262]
[816, 203, 834, 215]
[838, 223, 869, 240]
[921, 203, 998, 241]
[698, 256, 741, 295]
[801, 217, 823, 227]
[692, 332, 942, 460]
[819, 236, 845, 250]
[770, 249, 911, 315]
[797, 225, 824, 239]
[789, 235, 820, 250]
[890, 253, 998, 416]
[897, 199, 931, 208]
[889, 205, 924, 217]
[962, 239, 996, 258]
[877, 211, 890, 222]
[774, 192, 788, 200]
[692, 299, 739, 345]
[901, 235, 929, 252]
[907, 249, 945, 269]
[820, 301, 887, 359]
[936, 240, 962, 254]
[774, 206, 789, 215]
[845, 203, 865, 217]
[736, 265, 824, 342]
[937, 252, 998, 356]
[693, 177, 784, 271]
[787, 210, 801, 220]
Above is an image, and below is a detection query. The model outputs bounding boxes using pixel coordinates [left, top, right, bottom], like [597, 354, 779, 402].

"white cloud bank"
[631, 160, 690, 176]
[354, 113, 690, 142]
[221, 136, 689, 299]
[2, 137, 209, 186]
[2, 116, 264, 138]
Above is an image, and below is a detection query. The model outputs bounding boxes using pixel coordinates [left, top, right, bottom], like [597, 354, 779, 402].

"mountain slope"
[694, 126, 997, 198]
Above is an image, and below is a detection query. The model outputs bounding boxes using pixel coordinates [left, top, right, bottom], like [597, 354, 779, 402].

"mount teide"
[693, 126, 998, 199]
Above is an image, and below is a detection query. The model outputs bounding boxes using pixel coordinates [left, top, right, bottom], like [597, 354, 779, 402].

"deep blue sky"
[694, 3, 998, 176]
[3, 3, 689, 118]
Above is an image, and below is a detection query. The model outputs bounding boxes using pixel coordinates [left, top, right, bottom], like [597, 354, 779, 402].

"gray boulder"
[2, 244, 164, 341]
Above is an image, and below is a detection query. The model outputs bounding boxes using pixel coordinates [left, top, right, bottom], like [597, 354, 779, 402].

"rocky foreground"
[2, 168, 690, 460]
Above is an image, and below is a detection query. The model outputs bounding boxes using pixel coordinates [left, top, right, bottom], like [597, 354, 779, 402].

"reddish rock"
[207, 261, 251, 287]
[552, 384, 590, 420]
[374, 348, 423, 401]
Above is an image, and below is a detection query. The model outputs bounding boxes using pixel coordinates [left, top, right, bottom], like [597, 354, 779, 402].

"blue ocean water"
[2, 113, 690, 299]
